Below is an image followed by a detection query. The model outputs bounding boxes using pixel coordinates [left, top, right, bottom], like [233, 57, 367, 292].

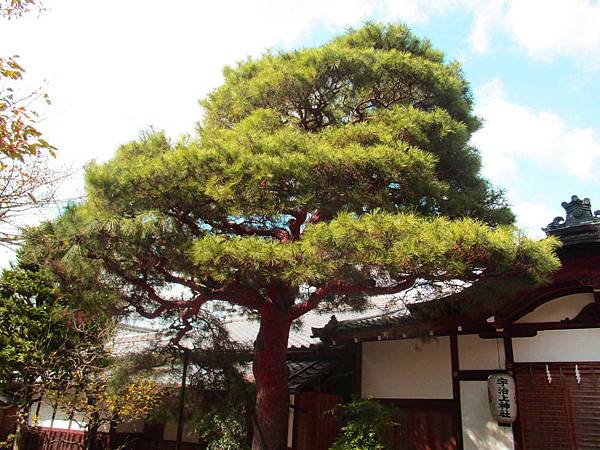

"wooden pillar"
[354, 342, 362, 397]
[175, 351, 189, 450]
[33, 399, 42, 426]
[450, 334, 464, 450]
[49, 398, 59, 429]
[504, 335, 522, 450]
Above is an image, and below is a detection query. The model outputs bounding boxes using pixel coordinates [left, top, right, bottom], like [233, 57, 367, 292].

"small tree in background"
[187, 329, 254, 450]
[157, 318, 254, 450]
[0, 0, 43, 19]
[55, 375, 163, 450]
[1, 0, 54, 163]
[329, 399, 397, 450]
[0, 0, 70, 246]
[0, 54, 54, 165]
[0, 262, 111, 450]
[24, 23, 560, 450]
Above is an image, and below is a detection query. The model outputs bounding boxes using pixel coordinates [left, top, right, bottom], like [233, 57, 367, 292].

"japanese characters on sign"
[487, 373, 517, 424]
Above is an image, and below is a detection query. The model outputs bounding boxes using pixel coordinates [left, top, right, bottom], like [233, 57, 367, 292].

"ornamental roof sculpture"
[543, 195, 600, 245]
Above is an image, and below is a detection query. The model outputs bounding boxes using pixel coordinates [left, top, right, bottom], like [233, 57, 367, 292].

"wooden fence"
[21, 428, 204, 450]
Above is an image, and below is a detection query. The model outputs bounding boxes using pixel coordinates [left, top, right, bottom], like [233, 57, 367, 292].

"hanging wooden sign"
[488, 373, 517, 424]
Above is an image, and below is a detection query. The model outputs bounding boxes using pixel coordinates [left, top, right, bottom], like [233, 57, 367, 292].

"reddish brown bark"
[251, 308, 292, 450]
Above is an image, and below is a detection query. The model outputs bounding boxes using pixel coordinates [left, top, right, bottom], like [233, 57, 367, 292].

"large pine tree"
[27, 24, 559, 450]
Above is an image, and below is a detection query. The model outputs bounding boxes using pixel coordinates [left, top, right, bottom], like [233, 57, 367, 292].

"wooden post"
[450, 334, 464, 450]
[49, 398, 58, 429]
[33, 399, 42, 426]
[175, 351, 189, 450]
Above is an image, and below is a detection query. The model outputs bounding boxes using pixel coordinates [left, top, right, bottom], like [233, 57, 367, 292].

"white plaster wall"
[30, 401, 53, 427]
[69, 412, 87, 431]
[458, 335, 505, 370]
[31, 401, 81, 430]
[516, 293, 594, 323]
[513, 328, 600, 362]
[460, 381, 513, 450]
[362, 337, 453, 399]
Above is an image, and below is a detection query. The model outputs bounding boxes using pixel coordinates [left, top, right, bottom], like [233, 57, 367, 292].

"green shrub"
[329, 399, 396, 450]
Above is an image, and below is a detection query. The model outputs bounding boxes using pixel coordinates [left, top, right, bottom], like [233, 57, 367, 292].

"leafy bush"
[196, 379, 254, 450]
[329, 399, 397, 450]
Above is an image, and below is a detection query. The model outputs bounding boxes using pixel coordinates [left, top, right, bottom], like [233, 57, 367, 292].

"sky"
[2, 0, 600, 264]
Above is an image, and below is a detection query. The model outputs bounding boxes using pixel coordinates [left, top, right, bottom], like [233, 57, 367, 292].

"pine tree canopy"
[25, 22, 559, 337]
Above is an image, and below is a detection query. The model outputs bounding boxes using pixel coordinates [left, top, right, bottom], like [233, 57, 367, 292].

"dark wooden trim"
[514, 359, 600, 366]
[504, 336, 522, 450]
[457, 369, 506, 381]
[450, 335, 464, 450]
[510, 320, 600, 333]
[503, 336, 514, 372]
[475, 320, 600, 340]
[330, 317, 600, 345]
[354, 342, 362, 397]
[377, 398, 455, 409]
[291, 393, 298, 450]
[478, 328, 538, 339]
[499, 285, 593, 323]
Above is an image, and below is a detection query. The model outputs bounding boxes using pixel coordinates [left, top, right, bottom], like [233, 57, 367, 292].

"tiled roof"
[324, 305, 412, 331]
[287, 359, 335, 393]
[111, 297, 398, 352]
[309, 303, 419, 341]
[310, 295, 469, 340]
[0, 392, 16, 405]
[225, 298, 395, 349]
[224, 317, 318, 350]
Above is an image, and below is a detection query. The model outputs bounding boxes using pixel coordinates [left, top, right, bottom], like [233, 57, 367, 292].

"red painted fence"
[20, 428, 204, 450]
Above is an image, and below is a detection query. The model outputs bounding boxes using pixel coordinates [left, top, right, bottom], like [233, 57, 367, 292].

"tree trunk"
[12, 390, 32, 450]
[251, 310, 291, 450]
[86, 422, 99, 450]
[107, 419, 117, 450]
[12, 419, 25, 450]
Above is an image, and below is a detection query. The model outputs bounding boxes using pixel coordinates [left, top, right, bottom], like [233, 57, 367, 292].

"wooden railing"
[22, 428, 204, 450]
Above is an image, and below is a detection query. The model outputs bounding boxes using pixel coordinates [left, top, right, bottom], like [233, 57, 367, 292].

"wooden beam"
[175, 351, 189, 450]
[450, 335, 464, 450]
[354, 342, 362, 398]
[504, 336, 523, 450]
[457, 369, 506, 381]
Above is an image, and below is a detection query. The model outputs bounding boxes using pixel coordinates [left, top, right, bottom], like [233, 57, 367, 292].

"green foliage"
[191, 212, 559, 289]
[329, 399, 396, 450]
[0, 261, 113, 450]
[200, 22, 507, 224]
[19, 22, 561, 450]
[19, 211, 123, 316]
[0, 263, 85, 389]
[20, 21, 561, 339]
[196, 380, 254, 450]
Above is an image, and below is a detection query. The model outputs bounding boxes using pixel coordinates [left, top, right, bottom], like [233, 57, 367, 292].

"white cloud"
[466, 0, 506, 53]
[0, 0, 387, 172]
[2, 0, 597, 184]
[1, 0, 598, 259]
[511, 201, 555, 239]
[384, 0, 457, 23]
[472, 78, 600, 183]
[0, 0, 387, 265]
[505, 0, 600, 63]
[386, 0, 600, 63]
